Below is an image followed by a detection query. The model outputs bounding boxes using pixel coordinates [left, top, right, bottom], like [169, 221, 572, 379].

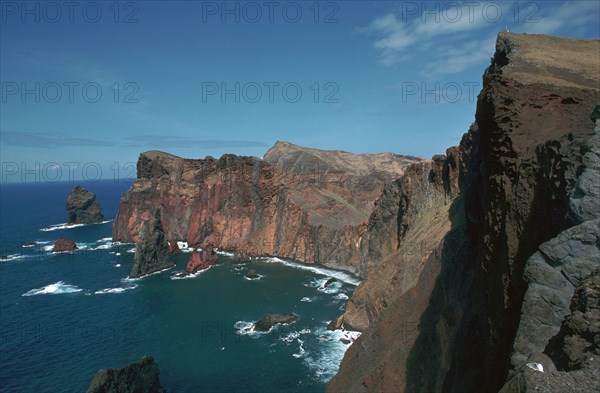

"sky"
[1, 0, 599, 182]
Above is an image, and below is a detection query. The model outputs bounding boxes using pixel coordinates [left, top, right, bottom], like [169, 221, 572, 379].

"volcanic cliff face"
[129, 209, 175, 279]
[113, 142, 421, 271]
[328, 33, 599, 393]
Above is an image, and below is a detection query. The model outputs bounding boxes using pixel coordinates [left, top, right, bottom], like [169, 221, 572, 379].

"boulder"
[52, 238, 77, 252]
[245, 269, 259, 279]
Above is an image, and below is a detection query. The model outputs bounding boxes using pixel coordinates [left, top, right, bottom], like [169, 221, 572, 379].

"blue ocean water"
[0, 180, 359, 392]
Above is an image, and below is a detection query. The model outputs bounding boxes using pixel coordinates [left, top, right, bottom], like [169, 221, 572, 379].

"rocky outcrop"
[67, 186, 104, 224]
[52, 238, 77, 252]
[500, 272, 600, 393]
[245, 269, 259, 279]
[546, 270, 600, 370]
[184, 248, 216, 274]
[130, 209, 175, 279]
[329, 33, 599, 393]
[86, 356, 166, 393]
[112, 143, 421, 272]
[254, 313, 298, 332]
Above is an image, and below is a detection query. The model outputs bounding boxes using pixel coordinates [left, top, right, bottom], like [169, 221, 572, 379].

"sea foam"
[22, 281, 83, 296]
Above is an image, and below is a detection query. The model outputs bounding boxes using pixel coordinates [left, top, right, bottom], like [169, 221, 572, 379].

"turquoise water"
[0, 181, 360, 392]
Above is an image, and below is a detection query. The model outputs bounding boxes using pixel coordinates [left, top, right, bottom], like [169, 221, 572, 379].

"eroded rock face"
[52, 238, 77, 252]
[67, 186, 105, 224]
[329, 33, 600, 393]
[130, 209, 174, 279]
[112, 144, 421, 272]
[86, 356, 166, 393]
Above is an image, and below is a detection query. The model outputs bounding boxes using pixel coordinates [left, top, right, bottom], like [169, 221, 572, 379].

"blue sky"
[1, 0, 598, 182]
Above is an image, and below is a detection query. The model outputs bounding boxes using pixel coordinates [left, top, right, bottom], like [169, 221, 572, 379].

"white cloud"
[360, 1, 599, 71]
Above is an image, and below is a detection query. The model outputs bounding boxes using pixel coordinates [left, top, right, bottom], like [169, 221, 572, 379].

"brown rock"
[185, 248, 216, 274]
[168, 241, 180, 255]
[52, 238, 77, 252]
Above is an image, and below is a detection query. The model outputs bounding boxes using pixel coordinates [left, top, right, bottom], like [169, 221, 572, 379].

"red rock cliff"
[112, 142, 421, 271]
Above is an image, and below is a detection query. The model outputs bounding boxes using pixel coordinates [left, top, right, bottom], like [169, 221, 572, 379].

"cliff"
[328, 33, 599, 392]
[113, 142, 421, 272]
[129, 209, 175, 279]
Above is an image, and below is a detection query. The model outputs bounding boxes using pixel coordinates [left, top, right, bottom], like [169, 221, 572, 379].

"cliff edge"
[328, 32, 599, 393]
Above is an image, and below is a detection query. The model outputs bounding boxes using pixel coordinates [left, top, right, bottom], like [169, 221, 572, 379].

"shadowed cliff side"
[329, 32, 599, 392]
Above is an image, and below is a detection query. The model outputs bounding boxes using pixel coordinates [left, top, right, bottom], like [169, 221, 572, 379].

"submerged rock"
[67, 186, 105, 224]
[130, 209, 174, 279]
[86, 356, 166, 393]
[52, 238, 77, 252]
[254, 313, 298, 332]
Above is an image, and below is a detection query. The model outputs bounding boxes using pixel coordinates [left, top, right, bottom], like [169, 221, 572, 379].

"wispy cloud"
[360, 1, 599, 74]
[123, 135, 269, 149]
[1, 131, 115, 148]
[1, 130, 268, 150]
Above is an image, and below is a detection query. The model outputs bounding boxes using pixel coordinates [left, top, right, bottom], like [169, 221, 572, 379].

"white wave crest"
[40, 220, 112, 232]
[300, 297, 314, 302]
[264, 257, 361, 286]
[94, 285, 138, 295]
[334, 293, 349, 300]
[22, 281, 82, 296]
[170, 265, 214, 280]
[1, 254, 26, 262]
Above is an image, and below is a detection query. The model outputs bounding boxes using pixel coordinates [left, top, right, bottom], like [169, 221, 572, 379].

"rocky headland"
[112, 143, 421, 272]
[67, 186, 105, 224]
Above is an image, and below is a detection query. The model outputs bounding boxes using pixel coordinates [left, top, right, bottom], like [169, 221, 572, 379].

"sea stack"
[185, 247, 217, 274]
[52, 238, 77, 252]
[130, 209, 174, 279]
[86, 356, 166, 393]
[67, 186, 105, 224]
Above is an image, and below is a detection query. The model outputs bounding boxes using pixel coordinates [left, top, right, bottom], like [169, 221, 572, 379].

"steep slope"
[329, 32, 599, 392]
[113, 143, 420, 271]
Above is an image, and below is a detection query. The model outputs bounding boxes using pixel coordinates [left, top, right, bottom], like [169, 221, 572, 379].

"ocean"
[0, 180, 360, 392]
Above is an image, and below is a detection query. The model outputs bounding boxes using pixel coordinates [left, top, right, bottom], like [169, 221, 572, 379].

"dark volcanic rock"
[67, 186, 105, 224]
[86, 356, 166, 393]
[130, 209, 174, 279]
[254, 313, 298, 332]
[52, 238, 77, 252]
[245, 269, 259, 279]
[546, 270, 600, 370]
[184, 248, 216, 274]
[323, 277, 336, 288]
